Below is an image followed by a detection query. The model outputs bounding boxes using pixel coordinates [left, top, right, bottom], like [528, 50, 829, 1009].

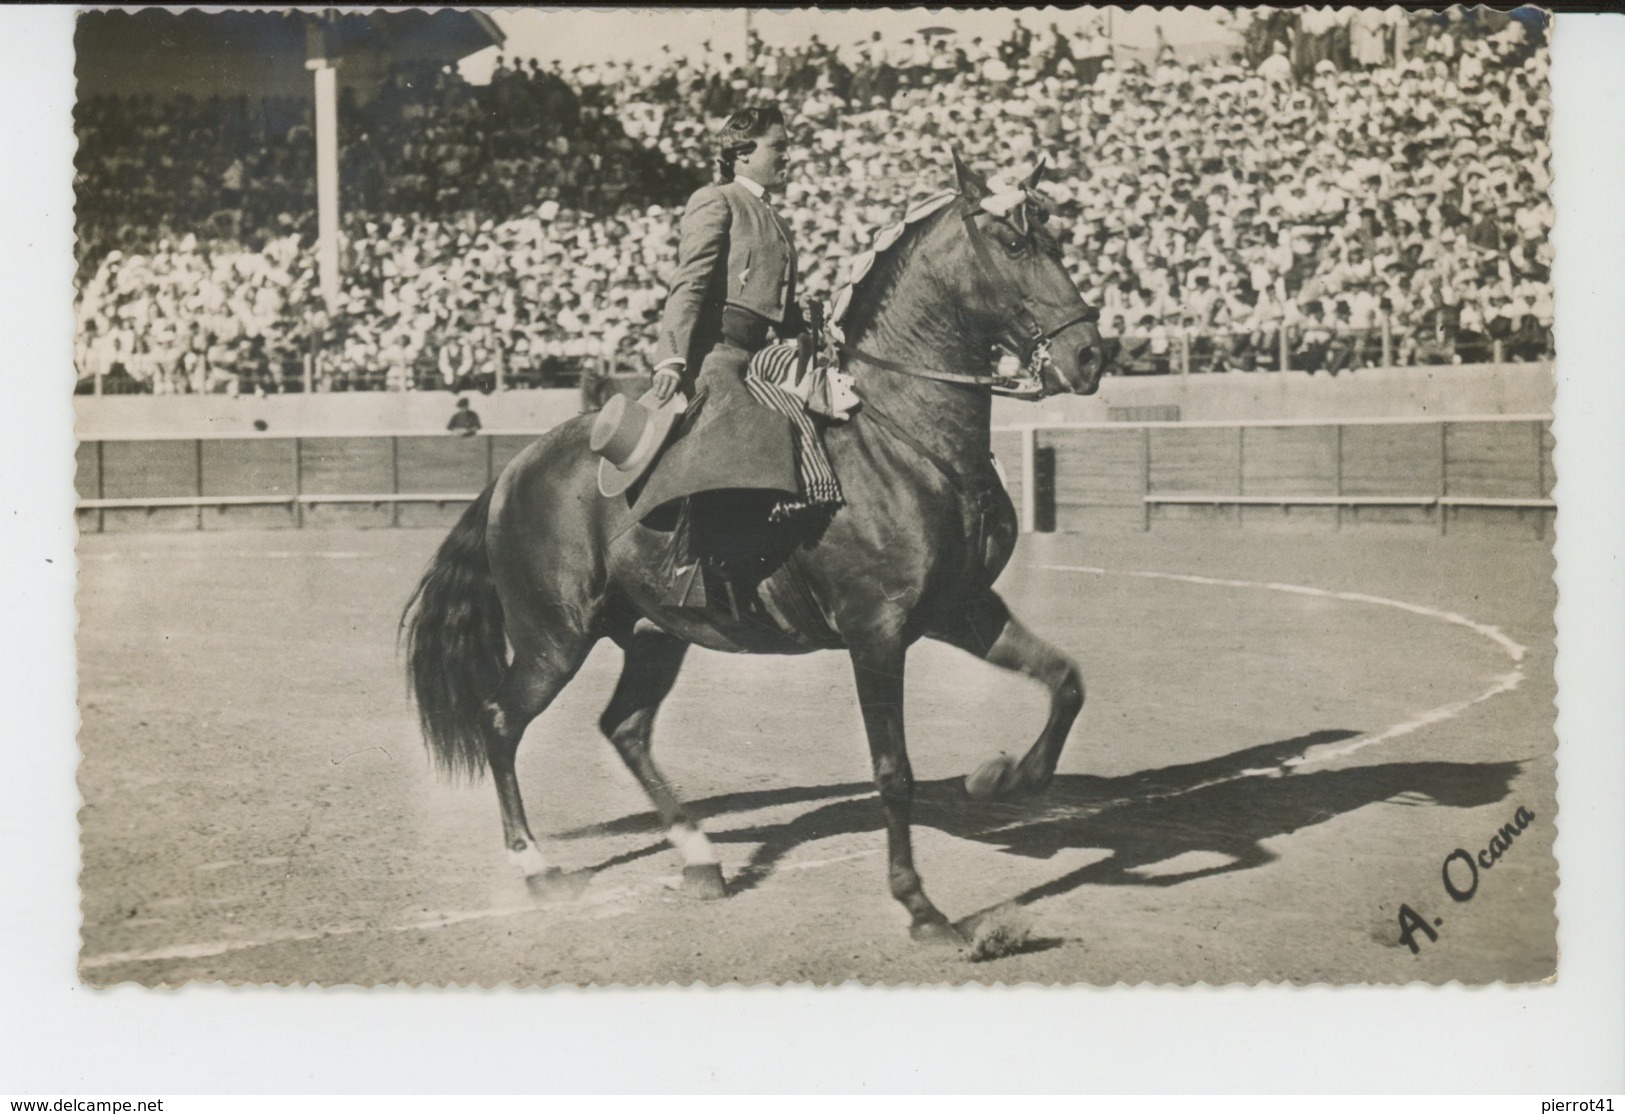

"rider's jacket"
[654, 175, 802, 386]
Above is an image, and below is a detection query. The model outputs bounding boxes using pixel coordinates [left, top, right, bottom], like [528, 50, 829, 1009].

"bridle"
[837, 195, 1099, 397]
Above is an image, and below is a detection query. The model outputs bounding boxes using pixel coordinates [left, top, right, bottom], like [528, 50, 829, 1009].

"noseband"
[838, 196, 1098, 396]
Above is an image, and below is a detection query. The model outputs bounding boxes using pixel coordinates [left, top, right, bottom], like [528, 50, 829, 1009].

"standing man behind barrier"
[446, 396, 482, 436]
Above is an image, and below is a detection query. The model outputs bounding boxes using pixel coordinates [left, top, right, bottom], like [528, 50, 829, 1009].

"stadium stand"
[73, 7, 1552, 396]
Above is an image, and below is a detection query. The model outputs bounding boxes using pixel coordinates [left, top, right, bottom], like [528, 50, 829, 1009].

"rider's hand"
[651, 368, 681, 403]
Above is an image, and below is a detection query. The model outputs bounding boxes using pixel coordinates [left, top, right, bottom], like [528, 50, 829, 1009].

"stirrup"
[663, 562, 708, 611]
[662, 561, 742, 619]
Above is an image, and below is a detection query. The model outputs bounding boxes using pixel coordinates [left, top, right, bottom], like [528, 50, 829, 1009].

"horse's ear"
[951, 149, 991, 201]
[1022, 158, 1047, 191]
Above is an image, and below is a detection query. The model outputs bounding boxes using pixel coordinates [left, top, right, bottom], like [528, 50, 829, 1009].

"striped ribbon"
[746, 343, 843, 519]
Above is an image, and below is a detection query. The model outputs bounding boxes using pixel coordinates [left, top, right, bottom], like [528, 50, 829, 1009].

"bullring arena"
[75, 368, 1558, 986]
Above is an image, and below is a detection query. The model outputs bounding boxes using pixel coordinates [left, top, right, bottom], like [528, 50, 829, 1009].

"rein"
[835, 341, 1010, 388]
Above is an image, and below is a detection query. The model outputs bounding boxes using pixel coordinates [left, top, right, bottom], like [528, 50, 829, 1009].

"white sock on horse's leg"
[507, 841, 551, 877]
[668, 823, 719, 866]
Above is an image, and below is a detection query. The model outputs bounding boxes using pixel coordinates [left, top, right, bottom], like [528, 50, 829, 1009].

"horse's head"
[946, 151, 1108, 396]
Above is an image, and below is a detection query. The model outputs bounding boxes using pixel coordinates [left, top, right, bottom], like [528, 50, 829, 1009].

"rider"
[650, 102, 806, 408]
[638, 102, 811, 608]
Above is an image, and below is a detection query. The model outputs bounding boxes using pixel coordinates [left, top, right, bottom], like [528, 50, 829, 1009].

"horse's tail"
[401, 485, 505, 781]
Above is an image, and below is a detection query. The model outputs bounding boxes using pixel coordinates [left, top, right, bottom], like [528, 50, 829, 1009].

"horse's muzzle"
[1063, 325, 1107, 396]
[1067, 343, 1099, 394]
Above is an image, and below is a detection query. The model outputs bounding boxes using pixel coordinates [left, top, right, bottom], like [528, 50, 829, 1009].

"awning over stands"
[75, 9, 504, 103]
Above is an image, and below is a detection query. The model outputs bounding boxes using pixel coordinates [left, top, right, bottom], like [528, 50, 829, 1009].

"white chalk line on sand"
[83, 564, 1526, 971]
[81, 550, 370, 561]
[1041, 564, 1528, 768]
[81, 885, 646, 972]
[83, 849, 888, 972]
[83, 904, 540, 971]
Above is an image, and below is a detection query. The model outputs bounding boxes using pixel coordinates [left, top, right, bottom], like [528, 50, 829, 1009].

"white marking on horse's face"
[668, 824, 719, 866]
[508, 843, 550, 877]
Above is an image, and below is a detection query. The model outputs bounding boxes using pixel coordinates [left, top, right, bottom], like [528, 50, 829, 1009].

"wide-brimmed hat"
[591, 390, 686, 498]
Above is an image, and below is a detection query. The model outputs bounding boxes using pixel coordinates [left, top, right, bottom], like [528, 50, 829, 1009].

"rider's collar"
[734, 173, 769, 201]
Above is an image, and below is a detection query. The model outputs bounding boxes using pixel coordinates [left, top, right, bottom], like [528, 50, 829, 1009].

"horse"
[403, 154, 1107, 942]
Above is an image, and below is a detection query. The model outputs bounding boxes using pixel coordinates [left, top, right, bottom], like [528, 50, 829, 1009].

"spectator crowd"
[74, 7, 1553, 395]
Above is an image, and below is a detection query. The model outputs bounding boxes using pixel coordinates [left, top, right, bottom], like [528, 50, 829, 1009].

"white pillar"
[307, 57, 341, 306]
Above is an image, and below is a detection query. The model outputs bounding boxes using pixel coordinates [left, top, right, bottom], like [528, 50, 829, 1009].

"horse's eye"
[1002, 236, 1028, 258]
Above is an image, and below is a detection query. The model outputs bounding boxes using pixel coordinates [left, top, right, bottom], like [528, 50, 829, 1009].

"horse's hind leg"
[599, 624, 725, 899]
[934, 591, 1084, 801]
[485, 648, 589, 898]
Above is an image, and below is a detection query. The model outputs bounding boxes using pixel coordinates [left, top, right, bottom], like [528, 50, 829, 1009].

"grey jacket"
[654, 180, 800, 371]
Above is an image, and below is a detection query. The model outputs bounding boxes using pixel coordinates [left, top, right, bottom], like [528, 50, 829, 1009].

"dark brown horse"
[403, 156, 1107, 941]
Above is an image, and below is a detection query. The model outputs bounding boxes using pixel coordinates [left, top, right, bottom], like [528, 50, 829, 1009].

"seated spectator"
[1117, 314, 1168, 375]
[1321, 301, 1365, 375]
[1294, 300, 1334, 373]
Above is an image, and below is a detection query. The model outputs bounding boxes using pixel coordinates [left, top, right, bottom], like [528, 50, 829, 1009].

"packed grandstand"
[72, 7, 1553, 396]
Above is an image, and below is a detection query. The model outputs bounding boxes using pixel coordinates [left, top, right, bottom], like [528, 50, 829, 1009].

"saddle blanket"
[745, 342, 851, 519]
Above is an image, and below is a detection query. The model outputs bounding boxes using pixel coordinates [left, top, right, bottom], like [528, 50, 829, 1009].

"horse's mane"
[826, 191, 960, 347]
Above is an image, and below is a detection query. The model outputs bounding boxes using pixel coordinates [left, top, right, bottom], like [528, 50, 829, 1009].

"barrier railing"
[81, 353, 639, 398]
[1092, 321, 1552, 376]
[81, 321, 1555, 395]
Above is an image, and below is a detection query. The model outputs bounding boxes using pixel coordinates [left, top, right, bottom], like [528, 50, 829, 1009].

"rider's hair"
[715, 104, 785, 182]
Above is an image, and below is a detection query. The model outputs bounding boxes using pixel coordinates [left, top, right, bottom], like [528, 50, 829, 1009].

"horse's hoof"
[525, 867, 584, 902]
[964, 754, 1019, 800]
[909, 918, 966, 946]
[681, 863, 728, 901]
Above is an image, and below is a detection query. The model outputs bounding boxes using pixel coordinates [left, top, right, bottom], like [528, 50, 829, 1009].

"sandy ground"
[75, 523, 1557, 986]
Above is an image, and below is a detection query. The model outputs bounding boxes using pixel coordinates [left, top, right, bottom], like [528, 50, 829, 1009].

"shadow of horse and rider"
[558, 730, 1523, 910]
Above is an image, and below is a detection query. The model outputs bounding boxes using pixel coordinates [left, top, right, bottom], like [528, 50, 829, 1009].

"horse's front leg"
[849, 639, 958, 942]
[935, 591, 1085, 800]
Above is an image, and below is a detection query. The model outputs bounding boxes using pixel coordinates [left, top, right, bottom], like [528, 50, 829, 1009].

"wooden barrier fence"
[78, 415, 1555, 537]
[994, 414, 1553, 537]
[75, 433, 533, 533]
